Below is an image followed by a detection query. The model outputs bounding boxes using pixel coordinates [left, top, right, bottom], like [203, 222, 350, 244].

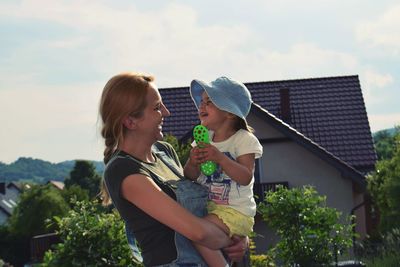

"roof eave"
[251, 103, 367, 190]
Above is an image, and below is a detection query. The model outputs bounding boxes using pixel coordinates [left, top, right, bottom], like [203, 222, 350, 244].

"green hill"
[373, 127, 398, 137]
[0, 157, 104, 184]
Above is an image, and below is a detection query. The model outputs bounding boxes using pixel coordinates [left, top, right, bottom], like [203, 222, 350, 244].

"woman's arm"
[121, 173, 231, 249]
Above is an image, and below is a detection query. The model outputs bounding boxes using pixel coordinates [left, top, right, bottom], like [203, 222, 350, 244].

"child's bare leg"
[194, 214, 230, 267]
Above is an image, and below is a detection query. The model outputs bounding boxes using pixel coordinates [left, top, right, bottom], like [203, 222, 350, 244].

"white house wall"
[249, 115, 354, 214]
[247, 114, 364, 253]
[248, 114, 283, 139]
[353, 191, 367, 239]
[260, 141, 354, 213]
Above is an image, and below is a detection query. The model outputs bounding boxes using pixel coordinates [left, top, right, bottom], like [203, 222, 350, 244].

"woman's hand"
[222, 235, 249, 262]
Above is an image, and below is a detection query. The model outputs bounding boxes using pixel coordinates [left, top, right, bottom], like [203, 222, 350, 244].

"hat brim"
[190, 77, 252, 120]
[190, 79, 210, 110]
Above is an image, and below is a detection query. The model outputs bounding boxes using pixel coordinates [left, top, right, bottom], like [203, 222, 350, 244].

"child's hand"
[196, 143, 224, 164]
[188, 146, 203, 166]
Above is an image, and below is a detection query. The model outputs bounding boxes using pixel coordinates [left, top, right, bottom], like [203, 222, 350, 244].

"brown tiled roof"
[159, 75, 377, 172]
[47, 180, 65, 190]
[251, 103, 366, 190]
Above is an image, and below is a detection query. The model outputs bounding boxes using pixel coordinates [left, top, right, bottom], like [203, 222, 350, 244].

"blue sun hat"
[190, 76, 252, 120]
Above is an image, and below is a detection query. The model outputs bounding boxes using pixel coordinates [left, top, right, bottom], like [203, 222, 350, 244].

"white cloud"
[356, 4, 400, 55]
[0, 0, 122, 28]
[369, 113, 400, 132]
[0, 1, 361, 85]
[363, 69, 394, 88]
[0, 82, 103, 163]
[47, 36, 91, 49]
[361, 69, 394, 105]
[248, 43, 358, 80]
[0, 1, 254, 86]
[0, 0, 399, 162]
[0, 82, 101, 126]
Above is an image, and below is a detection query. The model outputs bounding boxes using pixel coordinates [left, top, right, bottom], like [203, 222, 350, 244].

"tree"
[373, 127, 400, 160]
[258, 186, 354, 266]
[42, 201, 140, 267]
[61, 184, 90, 206]
[8, 184, 70, 237]
[0, 224, 31, 267]
[64, 160, 102, 199]
[1, 184, 70, 266]
[163, 134, 192, 165]
[367, 131, 400, 233]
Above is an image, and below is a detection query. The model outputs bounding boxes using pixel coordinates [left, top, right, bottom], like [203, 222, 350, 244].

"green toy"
[193, 125, 217, 176]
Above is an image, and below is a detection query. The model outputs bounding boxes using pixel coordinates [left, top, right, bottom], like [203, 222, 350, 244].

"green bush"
[248, 235, 275, 266]
[357, 228, 400, 266]
[250, 254, 275, 267]
[363, 254, 400, 267]
[258, 186, 354, 266]
[60, 184, 90, 206]
[8, 184, 70, 237]
[163, 134, 192, 165]
[41, 201, 140, 267]
[64, 160, 102, 199]
[367, 130, 400, 233]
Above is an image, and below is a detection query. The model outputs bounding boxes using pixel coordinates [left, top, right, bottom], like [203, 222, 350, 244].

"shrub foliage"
[42, 201, 140, 267]
[258, 186, 354, 266]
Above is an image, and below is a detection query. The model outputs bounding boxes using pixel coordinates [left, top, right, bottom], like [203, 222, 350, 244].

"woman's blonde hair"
[99, 72, 154, 205]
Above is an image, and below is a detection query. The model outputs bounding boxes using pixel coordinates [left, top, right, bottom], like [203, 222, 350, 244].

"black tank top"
[104, 141, 182, 266]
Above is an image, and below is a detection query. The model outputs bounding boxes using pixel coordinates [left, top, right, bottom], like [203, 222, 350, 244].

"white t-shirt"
[195, 129, 263, 217]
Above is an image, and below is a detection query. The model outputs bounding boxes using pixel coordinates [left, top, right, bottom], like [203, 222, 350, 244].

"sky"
[0, 0, 399, 164]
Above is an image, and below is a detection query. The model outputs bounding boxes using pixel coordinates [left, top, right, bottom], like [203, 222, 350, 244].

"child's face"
[198, 91, 230, 129]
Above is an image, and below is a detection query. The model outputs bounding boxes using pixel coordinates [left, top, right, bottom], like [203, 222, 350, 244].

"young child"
[184, 76, 263, 267]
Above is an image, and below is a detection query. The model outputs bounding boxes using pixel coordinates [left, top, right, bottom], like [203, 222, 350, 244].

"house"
[47, 180, 65, 191]
[159, 75, 377, 253]
[0, 182, 23, 224]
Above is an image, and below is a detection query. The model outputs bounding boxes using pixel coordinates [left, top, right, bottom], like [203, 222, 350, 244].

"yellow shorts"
[207, 201, 254, 237]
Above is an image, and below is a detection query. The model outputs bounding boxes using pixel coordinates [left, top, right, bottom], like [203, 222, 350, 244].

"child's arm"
[199, 143, 255, 186]
[183, 147, 201, 180]
[221, 153, 255, 185]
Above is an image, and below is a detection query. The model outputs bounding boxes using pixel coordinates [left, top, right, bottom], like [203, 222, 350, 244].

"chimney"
[280, 88, 291, 123]
[0, 182, 5, 195]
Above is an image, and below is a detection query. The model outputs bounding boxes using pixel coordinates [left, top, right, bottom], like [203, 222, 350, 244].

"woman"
[99, 72, 248, 266]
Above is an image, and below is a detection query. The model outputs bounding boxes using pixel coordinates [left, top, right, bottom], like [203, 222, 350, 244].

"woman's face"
[198, 91, 230, 129]
[136, 82, 170, 141]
